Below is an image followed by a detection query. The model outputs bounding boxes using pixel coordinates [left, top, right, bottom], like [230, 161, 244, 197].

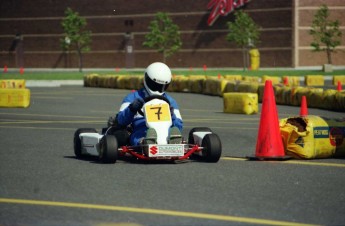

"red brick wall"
[0, 0, 297, 68]
[294, 0, 345, 67]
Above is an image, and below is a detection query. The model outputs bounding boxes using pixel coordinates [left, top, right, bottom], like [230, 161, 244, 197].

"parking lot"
[1, 85, 344, 226]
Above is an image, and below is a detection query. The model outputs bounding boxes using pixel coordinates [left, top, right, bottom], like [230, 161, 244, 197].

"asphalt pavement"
[0, 85, 344, 226]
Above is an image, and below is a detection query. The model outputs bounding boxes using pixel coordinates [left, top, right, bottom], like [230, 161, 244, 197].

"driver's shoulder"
[123, 89, 145, 102]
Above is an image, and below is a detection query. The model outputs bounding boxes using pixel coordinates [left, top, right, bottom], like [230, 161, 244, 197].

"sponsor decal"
[150, 146, 158, 155]
[329, 127, 344, 147]
[149, 145, 184, 157]
[295, 136, 304, 148]
[314, 126, 345, 147]
[207, 0, 251, 26]
[313, 127, 329, 138]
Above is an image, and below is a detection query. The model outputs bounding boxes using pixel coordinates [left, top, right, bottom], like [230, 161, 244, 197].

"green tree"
[310, 4, 342, 65]
[226, 11, 260, 71]
[143, 12, 182, 63]
[61, 8, 92, 72]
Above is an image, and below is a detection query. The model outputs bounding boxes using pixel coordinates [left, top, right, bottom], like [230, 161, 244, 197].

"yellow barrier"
[84, 74, 99, 87]
[280, 116, 345, 159]
[0, 80, 26, 88]
[237, 82, 259, 93]
[188, 75, 206, 80]
[242, 76, 260, 83]
[203, 77, 222, 96]
[249, 48, 260, 70]
[321, 89, 338, 110]
[307, 88, 324, 108]
[262, 76, 281, 84]
[274, 86, 288, 105]
[168, 76, 189, 92]
[289, 87, 311, 106]
[223, 92, 258, 114]
[334, 91, 345, 111]
[115, 75, 131, 89]
[103, 75, 116, 88]
[98, 75, 111, 88]
[282, 76, 300, 86]
[223, 75, 242, 81]
[108, 75, 118, 89]
[257, 84, 266, 103]
[127, 75, 143, 90]
[305, 75, 324, 86]
[333, 75, 345, 86]
[221, 80, 236, 95]
[0, 88, 30, 108]
[83, 74, 343, 112]
[187, 75, 205, 93]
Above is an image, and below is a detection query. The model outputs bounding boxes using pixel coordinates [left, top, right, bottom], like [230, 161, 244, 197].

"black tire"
[109, 128, 130, 147]
[188, 127, 213, 144]
[74, 128, 97, 159]
[99, 135, 118, 164]
[201, 134, 222, 163]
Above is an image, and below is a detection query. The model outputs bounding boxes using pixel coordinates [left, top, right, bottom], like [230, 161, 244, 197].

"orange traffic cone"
[19, 67, 24, 75]
[283, 77, 289, 86]
[300, 96, 308, 117]
[337, 81, 342, 91]
[247, 80, 290, 160]
[4, 65, 8, 73]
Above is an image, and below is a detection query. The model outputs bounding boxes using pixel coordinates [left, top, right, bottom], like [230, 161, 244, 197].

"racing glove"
[107, 116, 116, 127]
[129, 98, 144, 113]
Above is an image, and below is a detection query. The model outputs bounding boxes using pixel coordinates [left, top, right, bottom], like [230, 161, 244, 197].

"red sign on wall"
[207, 0, 251, 26]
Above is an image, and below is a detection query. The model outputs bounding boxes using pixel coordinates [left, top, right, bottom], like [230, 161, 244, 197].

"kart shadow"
[64, 155, 204, 165]
[64, 155, 126, 164]
[64, 155, 100, 163]
[121, 156, 212, 164]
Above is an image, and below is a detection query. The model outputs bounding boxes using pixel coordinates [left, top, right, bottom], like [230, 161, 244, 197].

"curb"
[26, 80, 83, 87]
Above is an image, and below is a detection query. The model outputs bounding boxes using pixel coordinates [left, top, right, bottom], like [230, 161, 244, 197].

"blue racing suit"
[117, 88, 183, 145]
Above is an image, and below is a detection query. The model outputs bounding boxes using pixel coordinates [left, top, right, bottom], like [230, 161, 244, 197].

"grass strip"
[1, 69, 344, 80]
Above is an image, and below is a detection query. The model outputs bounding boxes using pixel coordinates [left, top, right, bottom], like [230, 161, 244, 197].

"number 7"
[150, 106, 162, 120]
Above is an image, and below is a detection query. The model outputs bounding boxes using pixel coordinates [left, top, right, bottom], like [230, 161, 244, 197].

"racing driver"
[110, 62, 183, 146]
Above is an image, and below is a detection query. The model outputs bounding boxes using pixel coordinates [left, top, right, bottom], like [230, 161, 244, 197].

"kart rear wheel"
[99, 135, 118, 164]
[201, 134, 222, 163]
[188, 127, 213, 144]
[74, 128, 97, 159]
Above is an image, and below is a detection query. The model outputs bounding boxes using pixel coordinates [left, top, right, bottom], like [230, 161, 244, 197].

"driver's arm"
[169, 98, 183, 131]
[172, 109, 183, 131]
[117, 95, 144, 127]
[117, 102, 135, 127]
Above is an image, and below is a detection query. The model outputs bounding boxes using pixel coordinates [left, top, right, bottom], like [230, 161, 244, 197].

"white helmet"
[144, 62, 172, 96]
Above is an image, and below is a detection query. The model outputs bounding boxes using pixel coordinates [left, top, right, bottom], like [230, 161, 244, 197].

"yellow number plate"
[145, 103, 171, 123]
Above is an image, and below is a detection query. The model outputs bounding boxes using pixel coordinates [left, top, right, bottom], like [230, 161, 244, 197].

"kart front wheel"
[201, 134, 222, 163]
[99, 135, 118, 164]
[74, 128, 97, 159]
[188, 127, 213, 144]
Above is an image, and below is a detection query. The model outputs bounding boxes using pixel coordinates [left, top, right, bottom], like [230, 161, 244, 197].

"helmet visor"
[145, 73, 170, 93]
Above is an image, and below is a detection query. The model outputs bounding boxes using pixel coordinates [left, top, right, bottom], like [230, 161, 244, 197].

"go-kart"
[73, 95, 222, 163]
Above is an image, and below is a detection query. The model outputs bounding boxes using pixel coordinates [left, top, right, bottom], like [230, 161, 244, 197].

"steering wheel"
[138, 95, 171, 116]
